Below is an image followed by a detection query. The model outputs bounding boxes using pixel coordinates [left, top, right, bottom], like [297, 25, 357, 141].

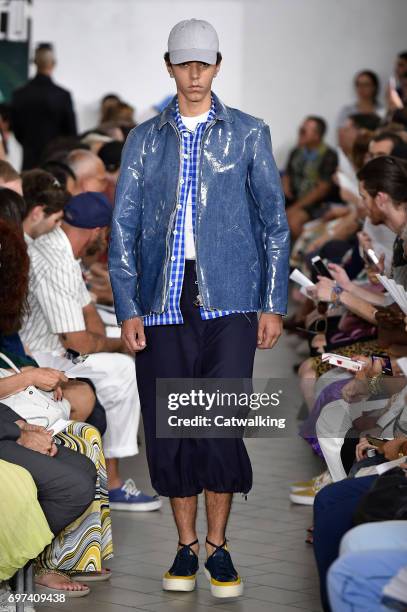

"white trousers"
[34, 351, 140, 459]
[316, 398, 351, 482]
[316, 397, 388, 482]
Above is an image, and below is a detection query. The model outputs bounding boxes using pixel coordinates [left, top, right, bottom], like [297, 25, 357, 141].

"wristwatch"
[331, 284, 343, 305]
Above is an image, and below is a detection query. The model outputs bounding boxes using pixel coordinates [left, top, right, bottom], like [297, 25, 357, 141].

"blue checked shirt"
[144, 97, 253, 327]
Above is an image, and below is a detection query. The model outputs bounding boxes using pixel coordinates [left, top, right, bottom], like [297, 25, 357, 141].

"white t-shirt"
[180, 110, 209, 259]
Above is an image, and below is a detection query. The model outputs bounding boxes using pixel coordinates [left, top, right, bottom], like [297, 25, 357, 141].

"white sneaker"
[289, 471, 332, 506]
[290, 470, 330, 492]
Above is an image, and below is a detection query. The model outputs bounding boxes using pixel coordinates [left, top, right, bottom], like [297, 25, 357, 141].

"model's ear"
[165, 62, 174, 78]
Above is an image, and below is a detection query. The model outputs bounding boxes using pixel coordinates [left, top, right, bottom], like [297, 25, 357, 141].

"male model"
[109, 18, 290, 598]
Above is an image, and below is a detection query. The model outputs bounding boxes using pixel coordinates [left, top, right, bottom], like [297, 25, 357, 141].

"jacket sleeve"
[0, 402, 21, 442]
[108, 127, 145, 323]
[61, 91, 77, 136]
[248, 122, 290, 315]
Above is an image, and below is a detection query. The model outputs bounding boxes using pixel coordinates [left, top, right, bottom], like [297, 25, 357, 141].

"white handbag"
[0, 352, 71, 430]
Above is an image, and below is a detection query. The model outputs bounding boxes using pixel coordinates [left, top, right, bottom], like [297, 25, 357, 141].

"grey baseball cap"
[168, 18, 219, 65]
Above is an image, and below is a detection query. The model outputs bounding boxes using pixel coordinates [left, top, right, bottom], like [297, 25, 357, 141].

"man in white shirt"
[21, 191, 161, 511]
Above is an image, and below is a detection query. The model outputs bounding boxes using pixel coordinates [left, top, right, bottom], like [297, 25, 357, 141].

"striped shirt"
[20, 227, 92, 352]
[144, 97, 252, 326]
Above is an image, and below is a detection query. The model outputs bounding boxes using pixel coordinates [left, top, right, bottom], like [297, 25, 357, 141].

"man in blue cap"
[21, 192, 162, 512]
[109, 18, 290, 596]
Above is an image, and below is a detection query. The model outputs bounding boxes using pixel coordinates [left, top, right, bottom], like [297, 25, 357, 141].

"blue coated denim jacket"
[108, 92, 290, 323]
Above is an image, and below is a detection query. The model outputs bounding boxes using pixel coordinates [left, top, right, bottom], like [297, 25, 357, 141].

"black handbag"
[353, 467, 407, 525]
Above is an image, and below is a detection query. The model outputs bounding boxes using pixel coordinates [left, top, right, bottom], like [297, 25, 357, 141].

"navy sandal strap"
[178, 538, 198, 549]
[206, 537, 227, 551]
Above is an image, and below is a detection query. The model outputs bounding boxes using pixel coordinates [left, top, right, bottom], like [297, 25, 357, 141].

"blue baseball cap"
[64, 192, 112, 229]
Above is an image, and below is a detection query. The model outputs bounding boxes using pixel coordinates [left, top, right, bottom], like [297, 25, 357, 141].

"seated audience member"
[99, 94, 121, 124]
[313, 437, 407, 611]
[42, 159, 77, 193]
[291, 156, 407, 505]
[102, 100, 135, 125]
[98, 140, 124, 204]
[40, 136, 88, 167]
[388, 69, 407, 113]
[336, 70, 385, 133]
[368, 130, 404, 159]
[80, 130, 113, 155]
[0, 188, 25, 228]
[66, 149, 107, 195]
[22, 169, 69, 243]
[0, 210, 103, 425]
[338, 112, 382, 158]
[20, 193, 161, 511]
[0, 407, 95, 598]
[97, 121, 126, 142]
[328, 520, 407, 610]
[394, 51, 407, 98]
[398, 70, 407, 106]
[0, 160, 22, 194]
[302, 155, 407, 393]
[284, 116, 339, 239]
[0, 460, 53, 600]
[0, 104, 12, 154]
[0, 218, 113, 593]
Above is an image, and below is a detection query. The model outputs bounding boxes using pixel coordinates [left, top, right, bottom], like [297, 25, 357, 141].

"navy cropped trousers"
[136, 260, 258, 498]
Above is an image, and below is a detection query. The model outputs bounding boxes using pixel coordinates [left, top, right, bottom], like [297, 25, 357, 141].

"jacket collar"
[158, 91, 232, 130]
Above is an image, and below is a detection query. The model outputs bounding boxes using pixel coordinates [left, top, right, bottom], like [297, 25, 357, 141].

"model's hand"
[121, 317, 146, 352]
[257, 313, 282, 349]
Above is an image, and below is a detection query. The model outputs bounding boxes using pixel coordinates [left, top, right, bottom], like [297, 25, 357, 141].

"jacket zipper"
[195, 119, 217, 310]
[160, 122, 183, 312]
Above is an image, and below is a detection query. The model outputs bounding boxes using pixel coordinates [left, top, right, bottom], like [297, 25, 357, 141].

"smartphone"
[311, 256, 332, 279]
[372, 353, 393, 376]
[322, 353, 365, 372]
[367, 248, 380, 266]
[366, 435, 386, 450]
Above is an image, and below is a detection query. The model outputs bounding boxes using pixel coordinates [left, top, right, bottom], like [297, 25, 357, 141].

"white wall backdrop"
[31, 0, 407, 165]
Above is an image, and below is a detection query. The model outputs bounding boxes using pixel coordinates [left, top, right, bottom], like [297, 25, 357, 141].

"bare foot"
[35, 571, 88, 592]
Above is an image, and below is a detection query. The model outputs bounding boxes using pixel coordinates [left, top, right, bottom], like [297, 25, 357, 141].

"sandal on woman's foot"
[35, 568, 90, 598]
[69, 568, 111, 582]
